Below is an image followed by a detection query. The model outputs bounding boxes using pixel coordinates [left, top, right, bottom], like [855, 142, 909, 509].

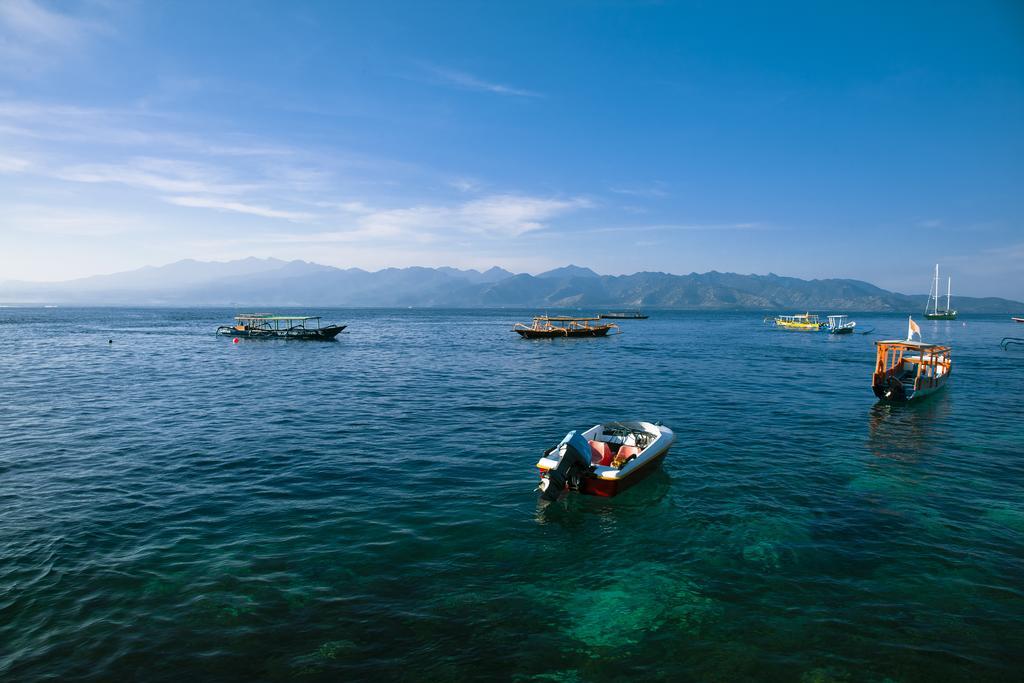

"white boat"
[925, 264, 957, 320]
[536, 421, 674, 500]
[826, 314, 857, 334]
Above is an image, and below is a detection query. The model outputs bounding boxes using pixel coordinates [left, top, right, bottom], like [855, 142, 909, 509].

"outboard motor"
[538, 431, 593, 502]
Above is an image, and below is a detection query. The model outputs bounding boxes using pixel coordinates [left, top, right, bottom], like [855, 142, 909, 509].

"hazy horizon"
[0, 254, 1009, 300]
[1, 1, 1022, 299]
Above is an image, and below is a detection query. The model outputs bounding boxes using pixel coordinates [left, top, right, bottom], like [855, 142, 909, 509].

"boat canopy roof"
[235, 313, 321, 321]
[534, 315, 600, 322]
[875, 340, 950, 351]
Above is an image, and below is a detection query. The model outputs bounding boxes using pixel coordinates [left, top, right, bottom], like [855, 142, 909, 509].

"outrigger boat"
[536, 421, 674, 500]
[216, 314, 346, 340]
[514, 315, 618, 338]
[773, 313, 825, 331]
[924, 264, 957, 320]
[872, 318, 951, 402]
[599, 310, 648, 319]
[826, 314, 857, 334]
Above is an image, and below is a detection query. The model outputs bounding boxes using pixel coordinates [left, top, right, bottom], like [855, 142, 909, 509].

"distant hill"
[1, 258, 1021, 312]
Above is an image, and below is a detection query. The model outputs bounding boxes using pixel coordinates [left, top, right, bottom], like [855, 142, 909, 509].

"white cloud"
[449, 177, 481, 192]
[55, 157, 259, 195]
[422, 64, 541, 98]
[0, 155, 31, 173]
[164, 196, 314, 222]
[181, 194, 593, 248]
[0, 0, 107, 74]
[609, 182, 669, 198]
[564, 221, 768, 236]
[356, 194, 590, 239]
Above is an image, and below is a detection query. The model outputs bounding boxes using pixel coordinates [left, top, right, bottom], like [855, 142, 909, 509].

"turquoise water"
[1, 308, 1022, 681]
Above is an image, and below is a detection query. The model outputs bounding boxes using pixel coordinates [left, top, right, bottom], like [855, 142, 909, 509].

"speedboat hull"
[568, 448, 668, 497]
[536, 422, 674, 499]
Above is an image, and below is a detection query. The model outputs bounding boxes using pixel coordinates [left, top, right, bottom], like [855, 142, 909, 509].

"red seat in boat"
[616, 446, 639, 459]
[589, 440, 614, 466]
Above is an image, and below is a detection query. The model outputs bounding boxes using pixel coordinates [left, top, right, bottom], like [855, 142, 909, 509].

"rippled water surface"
[2, 308, 1022, 681]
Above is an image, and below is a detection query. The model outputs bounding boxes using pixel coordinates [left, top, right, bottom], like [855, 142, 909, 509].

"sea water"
[1, 308, 1022, 681]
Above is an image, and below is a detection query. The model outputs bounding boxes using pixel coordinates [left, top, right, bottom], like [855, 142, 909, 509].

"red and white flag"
[907, 316, 921, 341]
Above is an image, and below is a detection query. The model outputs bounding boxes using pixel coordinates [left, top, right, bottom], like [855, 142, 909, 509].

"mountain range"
[1, 257, 1021, 312]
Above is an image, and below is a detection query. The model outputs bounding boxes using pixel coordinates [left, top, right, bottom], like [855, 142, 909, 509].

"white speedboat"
[536, 421, 674, 501]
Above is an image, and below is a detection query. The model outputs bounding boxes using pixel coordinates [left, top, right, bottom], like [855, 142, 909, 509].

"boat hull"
[537, 423, 674, 499]
[539, 449, 668, 497]
[776, 323, 823, 331]
[872, 370, 951, 402]
[924, 312, 957, 320]
[515, 326, 615, 338]
[217, 324, 346, 340]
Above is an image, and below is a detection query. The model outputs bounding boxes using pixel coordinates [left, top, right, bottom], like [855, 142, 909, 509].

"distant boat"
[773, 313, 825, 331]
[1013, 317, 1024, 324]
[826, 314, 857, 334]
[924, 264, 957, 320]
[217, 314, 346, 340]
[535, 421, 674, 500]
[872, 318, 951, 402]
[514, 315, 618, 338]
[599, 310, 648, 319]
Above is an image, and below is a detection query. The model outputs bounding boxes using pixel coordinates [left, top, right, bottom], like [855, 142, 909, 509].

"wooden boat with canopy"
[216, 314, 346, 340]
[773, 313, 825, 331]
[872, 337, 951, 402]
[514, 315, 618, 338]
[536, 421, 674, 500]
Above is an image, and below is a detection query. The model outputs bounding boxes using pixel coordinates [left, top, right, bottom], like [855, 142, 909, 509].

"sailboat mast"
[946, 276, 951, 311]
[930, 264, 939, 315]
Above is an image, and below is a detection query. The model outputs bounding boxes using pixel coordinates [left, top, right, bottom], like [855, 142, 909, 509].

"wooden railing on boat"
[873, 341, 951, 391]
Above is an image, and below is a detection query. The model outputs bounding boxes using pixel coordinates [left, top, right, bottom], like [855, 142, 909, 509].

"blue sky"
[1, 0, 1022, 298]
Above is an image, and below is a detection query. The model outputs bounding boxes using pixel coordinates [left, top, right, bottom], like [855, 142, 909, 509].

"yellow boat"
[773, 313, 825, 331]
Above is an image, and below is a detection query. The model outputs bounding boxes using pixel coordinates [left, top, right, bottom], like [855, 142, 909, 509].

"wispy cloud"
[0, 0, 108, 74]
[0, 154, 31, 173]
[355, 194, 590, 239]
[563, 221, 768, 236]
[609, 181, 670, 198]
[421, 64, 541, 98]
[55, 157, 259, 195]
[164, 196, 315, 222]
[449, 177, 482, 192]
[186, 194, 593, 248]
